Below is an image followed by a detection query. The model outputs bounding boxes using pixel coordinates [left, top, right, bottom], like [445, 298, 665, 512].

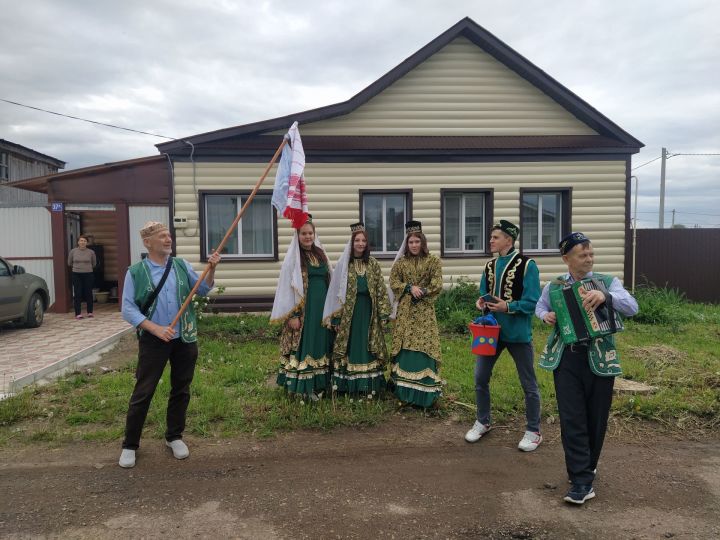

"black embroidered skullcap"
[405, 220, 422, 234]
[559, 232, 590, 255]
[350, 222, 365, 233]
[492, 220, 519, 241]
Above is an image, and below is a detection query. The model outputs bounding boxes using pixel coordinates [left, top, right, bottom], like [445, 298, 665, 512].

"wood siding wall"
[634, 228, 720, 303]
[173, 160, 627, 298]
[5, 153, 59, 182]
[82, 211, 118, 281]
[270, 37, 596, 137]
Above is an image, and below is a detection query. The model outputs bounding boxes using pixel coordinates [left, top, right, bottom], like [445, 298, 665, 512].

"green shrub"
[435, 276, 479, 334]
[633, 284, 692, 325]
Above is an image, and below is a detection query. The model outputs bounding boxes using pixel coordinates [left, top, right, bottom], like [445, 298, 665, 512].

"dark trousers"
[553, 345, 615, 485]
[122, 333, 198, 450]
[475, 340, 541, 432]
[72, 272, 94, 316]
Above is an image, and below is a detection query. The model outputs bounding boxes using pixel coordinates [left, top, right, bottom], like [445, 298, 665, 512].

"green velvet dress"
[389, 254, 443, 408]
[277, 262, 332, 395]
[332, 271, 387, 394]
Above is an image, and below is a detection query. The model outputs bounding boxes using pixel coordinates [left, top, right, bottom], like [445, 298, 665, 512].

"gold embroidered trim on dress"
[335, 357, 380, 372]
[394, 380, 442, 392]
[391, 363, 441, 382]
[353, 259, 366, 276]
[333, 372, 385, 381]
[280, 354, 330, 372]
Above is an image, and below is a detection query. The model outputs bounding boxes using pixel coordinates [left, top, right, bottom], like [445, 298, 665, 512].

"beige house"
[157, 17, 643, 311]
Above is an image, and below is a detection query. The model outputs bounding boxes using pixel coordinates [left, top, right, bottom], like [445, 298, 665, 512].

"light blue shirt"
[535, 271, 639, 320]
[122, 257, 213, 337]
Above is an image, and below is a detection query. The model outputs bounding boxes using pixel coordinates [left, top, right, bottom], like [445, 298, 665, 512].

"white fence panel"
[0, 206, 54, 304]
[0, 207, 52, 257]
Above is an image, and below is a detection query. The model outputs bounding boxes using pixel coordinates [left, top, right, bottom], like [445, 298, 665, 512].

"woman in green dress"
[389, 220, 443, 408]
[271, 217, 332, 399]
[323, 222, 391, 395]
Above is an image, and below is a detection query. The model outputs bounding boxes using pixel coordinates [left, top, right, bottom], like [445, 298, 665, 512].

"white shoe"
[165, 439, 190, 459]
[518, 431, 543, 452]
[119, 449, 136, 468]
[464, 421, 490, 443]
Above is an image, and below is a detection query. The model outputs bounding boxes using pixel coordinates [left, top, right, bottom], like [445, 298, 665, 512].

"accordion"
[549, 278, 624, 344]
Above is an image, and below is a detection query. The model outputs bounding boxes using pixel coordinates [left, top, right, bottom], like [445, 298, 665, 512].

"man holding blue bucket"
[465, 220, 543, 451]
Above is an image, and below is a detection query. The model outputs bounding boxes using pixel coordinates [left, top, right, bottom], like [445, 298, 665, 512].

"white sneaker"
[118, 449, 136, 468]
[464, 421, 490, 443]
[518, 431, 543, 452]
[165, 439, 190, 459]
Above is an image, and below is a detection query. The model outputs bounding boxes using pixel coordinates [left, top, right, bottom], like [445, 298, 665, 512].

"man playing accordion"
[535, 232, 638, 505]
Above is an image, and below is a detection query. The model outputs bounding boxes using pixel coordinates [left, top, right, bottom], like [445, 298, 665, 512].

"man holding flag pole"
[118, 124, 295, 468]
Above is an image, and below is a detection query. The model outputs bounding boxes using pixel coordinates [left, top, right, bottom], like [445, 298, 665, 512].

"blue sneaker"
[564, 484, 595, 505]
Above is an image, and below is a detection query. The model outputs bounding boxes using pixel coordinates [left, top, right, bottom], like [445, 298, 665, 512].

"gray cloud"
[1, 0, 718, 227]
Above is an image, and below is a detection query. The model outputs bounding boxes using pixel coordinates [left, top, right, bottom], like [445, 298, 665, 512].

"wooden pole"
[168, 137, 288, 330]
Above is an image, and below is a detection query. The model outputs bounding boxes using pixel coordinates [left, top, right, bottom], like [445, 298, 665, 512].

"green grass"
[1, 291, 718, 446]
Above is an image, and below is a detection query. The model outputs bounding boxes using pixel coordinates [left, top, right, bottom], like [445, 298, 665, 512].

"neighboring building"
[0, 139, 65, 205]
[0, 140, 65, 304]
[11, 156, 171, 312]
[156, 17, 643, 311]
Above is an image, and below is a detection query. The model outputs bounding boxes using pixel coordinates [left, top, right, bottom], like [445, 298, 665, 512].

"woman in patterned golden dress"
[323, 222, 390, 395]
[389, 220, 443, 407]
[271, 217, 332, 399]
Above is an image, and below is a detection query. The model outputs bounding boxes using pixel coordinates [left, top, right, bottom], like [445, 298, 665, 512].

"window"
[0, 259, 10, 277]
[441, 190, 492, 256]
[520, 189, 571, 252]
[360, 191, 411, 255]
[0, 152, 8, 182]
[200, 191, 277, 260]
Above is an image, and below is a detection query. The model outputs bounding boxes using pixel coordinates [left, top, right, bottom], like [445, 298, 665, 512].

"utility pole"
[659, 147, 667, 228]
[671, 209, 676, 228]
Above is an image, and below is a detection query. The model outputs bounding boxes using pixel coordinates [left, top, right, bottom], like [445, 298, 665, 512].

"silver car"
[0, 256, 50, 327]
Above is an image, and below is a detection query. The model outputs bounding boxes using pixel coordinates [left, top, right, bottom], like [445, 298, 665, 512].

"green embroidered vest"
[538, 273, 622, 377]
[128, 258, 198, 343]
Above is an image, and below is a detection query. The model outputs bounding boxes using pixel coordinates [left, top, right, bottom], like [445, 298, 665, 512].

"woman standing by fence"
[68, 235, 96, 319]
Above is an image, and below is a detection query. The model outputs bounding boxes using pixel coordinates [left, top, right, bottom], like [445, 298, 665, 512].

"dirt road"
[1, 417, 718, 539]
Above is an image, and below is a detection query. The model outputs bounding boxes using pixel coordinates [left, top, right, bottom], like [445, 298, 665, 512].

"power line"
[631, 155, 663, 170]
[670, 152, 720, 157]
[0, 97, 176, 140]
[637, 210, 720, 217]
[631, 151, 720, 171]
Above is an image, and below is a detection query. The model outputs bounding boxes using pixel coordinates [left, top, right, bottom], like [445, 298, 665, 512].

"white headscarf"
[270, 229, 331, 323]
[322, 239, 352, 325]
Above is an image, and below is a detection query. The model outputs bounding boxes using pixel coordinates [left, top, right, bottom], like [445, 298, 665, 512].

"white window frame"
[521, 191, 565, 253]
[201, 191, 276, 260]
[360, 191, 410, 255]
[442, 191, 487, 254]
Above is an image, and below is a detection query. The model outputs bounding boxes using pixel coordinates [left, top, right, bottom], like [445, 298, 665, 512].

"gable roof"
[157, 17, 643, 154]
[0, 139, 66, 168]
[9, 155, 165, 193]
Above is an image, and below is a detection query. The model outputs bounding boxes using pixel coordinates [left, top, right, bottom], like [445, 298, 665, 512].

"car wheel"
[24, 292, 45, 328]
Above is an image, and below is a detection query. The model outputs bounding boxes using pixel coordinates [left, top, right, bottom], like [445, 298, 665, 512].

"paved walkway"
[0, 304, 132, 396]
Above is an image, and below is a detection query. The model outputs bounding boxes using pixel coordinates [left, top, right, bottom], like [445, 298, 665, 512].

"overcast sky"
[1, 0, 718, 227]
